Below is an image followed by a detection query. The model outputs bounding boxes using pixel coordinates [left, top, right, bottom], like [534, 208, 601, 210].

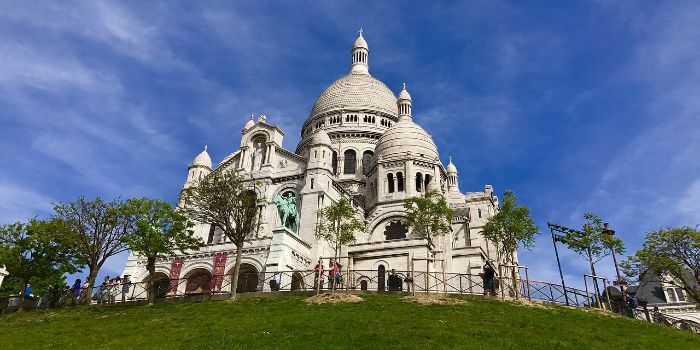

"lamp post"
[602, 222, 626, 297]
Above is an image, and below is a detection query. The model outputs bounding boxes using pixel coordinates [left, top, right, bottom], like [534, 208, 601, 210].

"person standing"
[121, 275, 131, 303]
[313, 260, 325, 290]
[71, 279, 82, 305]
[482, 263, 497, 297]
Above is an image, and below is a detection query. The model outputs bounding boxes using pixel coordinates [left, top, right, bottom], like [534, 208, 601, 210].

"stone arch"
[136, 266, 171, 283]
[343, 149, 357, 174]
[367, 212, 408, 241]
[183, 268, 213, 294]
[142, 272, 170, 299]
[377, 264, 386, 291]
[234, 263, 260, 293]
[291, 272, 304, 291]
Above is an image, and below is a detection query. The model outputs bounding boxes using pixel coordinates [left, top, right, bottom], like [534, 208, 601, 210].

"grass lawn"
[0, 293, 696, 349]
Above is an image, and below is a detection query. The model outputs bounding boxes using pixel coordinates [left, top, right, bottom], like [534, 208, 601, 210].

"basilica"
[121, 31, 506, 294]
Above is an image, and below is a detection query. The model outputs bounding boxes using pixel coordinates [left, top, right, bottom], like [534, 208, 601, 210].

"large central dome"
[309, 73, 398, 118]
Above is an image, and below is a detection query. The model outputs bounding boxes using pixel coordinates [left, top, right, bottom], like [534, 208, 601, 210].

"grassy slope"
[0, 294, 696, 349]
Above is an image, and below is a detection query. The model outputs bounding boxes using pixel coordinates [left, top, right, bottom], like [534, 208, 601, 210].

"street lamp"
[602, 222, 626, 293]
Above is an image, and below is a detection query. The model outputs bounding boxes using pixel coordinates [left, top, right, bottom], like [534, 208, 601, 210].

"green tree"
[482, 190, 539, 265]
[123, 198, 204, 305]
[180, 171, 263, 301]
[0, 219, 80, 311]
[53, 197, 133, 304]
[621, 226, 700, 304]
[314, 197, 365, 293]
[403, 189, 454, 250]
[559, 213, 625, 300]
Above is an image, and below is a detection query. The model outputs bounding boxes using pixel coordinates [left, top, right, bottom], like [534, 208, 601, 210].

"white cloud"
[0, 182, 54, 223]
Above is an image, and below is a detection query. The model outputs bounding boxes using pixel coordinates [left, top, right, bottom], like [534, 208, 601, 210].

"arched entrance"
[142, 272, 170, 299]
[360, 280, 368, 291]
[291, 272, 304, 291]
[236, 264, 259, 293]
[377, 265, 386, 291]
[185, 269, 213, 294]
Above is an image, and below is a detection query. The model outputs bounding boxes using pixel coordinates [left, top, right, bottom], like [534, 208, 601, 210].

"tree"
[403, 189, 454, 250]
[622, 226, 700, 304]
[0, 219, 80, 311]
[180, 170, 263, 301]
[559, 213, 624, 301]
[314, 197, 365, 293]
[482, 190, 539, 265]
[53, 197, 133, 304]
[123, 198, 204, 305]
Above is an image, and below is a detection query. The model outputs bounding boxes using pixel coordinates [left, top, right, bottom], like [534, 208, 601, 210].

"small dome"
[190, 146, 212, 169]
[353, 30, 368, 50]
[375, 118, 439, 161]
[309, 130, 332, 146]
[446, 157, 457, 173]
[398, 83, 412, 101]
[243, 116, 255, 130]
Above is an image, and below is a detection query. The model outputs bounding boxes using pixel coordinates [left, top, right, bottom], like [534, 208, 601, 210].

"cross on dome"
[359, 28, 363, 36]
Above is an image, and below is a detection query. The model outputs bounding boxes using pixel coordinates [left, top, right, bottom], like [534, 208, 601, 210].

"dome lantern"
[398, 83, 412, 120]
[351, 28, 369, 75]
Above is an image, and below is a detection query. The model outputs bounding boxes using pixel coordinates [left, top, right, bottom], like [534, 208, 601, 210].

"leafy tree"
[0, 219, 80, 310]
[559, 213, 625, 299]
[621, 226, 700, 304]
[53, 197, 133, 303]
[180, 170, 263, 301]
[123, 198, 204, 305]
[403, 189, 454, 250]
[0, 272, 66, 301]
[482, 190, 538, 264]
[314, 198, 365, 293]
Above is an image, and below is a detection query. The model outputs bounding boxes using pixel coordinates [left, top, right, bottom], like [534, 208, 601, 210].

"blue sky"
[1, 1, 699, 289]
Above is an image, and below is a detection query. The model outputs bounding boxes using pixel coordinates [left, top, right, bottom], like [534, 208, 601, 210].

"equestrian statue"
[273, 192, 300, 233]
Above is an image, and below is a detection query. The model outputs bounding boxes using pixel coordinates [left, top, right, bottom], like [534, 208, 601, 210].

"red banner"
[169, 258, 184, 293]
[211, 252, 228, 291]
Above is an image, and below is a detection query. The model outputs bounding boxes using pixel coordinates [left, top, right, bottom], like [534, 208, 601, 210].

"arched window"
[416, 172, 423, 192]
[332, 151, 338, 174]
[478, 208, 482, 218]
[387, 173, 395, 193]
[424, 174, 432, 191]
[343, 150, 356, 174]
[362, 150, 373, 173]
[397, 172, 404, 192]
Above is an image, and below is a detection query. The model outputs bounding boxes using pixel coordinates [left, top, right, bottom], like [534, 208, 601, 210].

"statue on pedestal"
[273, 192, 300, 233]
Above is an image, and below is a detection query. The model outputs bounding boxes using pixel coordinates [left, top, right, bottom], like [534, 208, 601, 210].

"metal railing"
[3, 270, 597, 312]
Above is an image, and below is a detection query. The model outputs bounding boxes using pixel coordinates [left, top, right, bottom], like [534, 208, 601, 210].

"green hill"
[0, 293, 696, 349]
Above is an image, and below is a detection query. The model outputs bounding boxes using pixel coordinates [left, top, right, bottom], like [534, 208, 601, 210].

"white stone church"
[121, 31, 507, 294]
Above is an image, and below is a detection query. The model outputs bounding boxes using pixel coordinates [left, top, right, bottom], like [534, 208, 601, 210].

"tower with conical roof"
[351, 28, 369, 75]
[183, 145, 212, 189]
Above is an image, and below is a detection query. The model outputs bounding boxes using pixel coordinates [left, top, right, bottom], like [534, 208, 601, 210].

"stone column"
[405, 160, 415, 196]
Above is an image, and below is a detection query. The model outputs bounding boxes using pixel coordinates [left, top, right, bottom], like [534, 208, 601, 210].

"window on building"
[478, 209, 482, 218]
[362, 151, 373, 173]
[332, 151, 338, 174]
[416, 172, 423, 192]
[387, 173, 395, 193]
[311, 178, 314, 189]
[667, 288, 677, 302]
[676, 288, 685, 302]
[424, 174, 432, 191]
[343, 150, 356, 174]
[207, 224, 216, 244]
[397, 172, 404, 192]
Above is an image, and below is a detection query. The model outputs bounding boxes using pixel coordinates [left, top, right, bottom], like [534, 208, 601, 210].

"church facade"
[121, 32, 507, 294]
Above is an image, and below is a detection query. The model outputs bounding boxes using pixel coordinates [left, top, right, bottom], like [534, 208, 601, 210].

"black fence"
[3, 270, 597, 311]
